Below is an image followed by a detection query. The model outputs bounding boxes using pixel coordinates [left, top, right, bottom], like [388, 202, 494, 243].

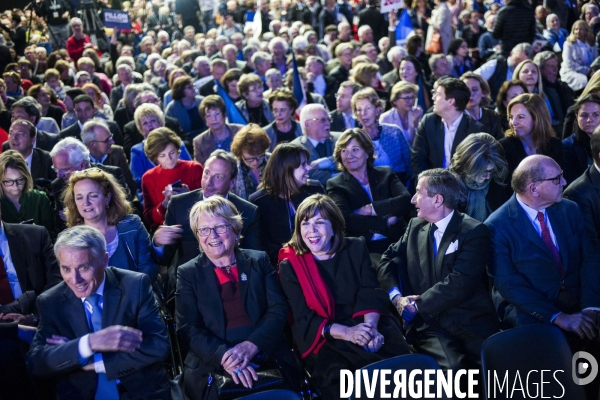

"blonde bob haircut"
[0, 150, 33, 198]
[506, 93, 555, 152]
[134, 103, 165, 133]
[62, 167, 132, 227]
[286, 193, 346, 256]
[189, 196, 243, 242]
[351, 63, 379, 88]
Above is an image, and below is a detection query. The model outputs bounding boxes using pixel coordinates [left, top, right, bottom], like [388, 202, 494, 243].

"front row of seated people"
[15, 129, 600, 399]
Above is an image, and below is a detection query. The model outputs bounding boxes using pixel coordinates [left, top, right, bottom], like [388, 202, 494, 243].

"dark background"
[1, 0, 30, 12]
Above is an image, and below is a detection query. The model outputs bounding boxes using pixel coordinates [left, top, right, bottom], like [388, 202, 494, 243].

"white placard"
[380, 0, 404, 14]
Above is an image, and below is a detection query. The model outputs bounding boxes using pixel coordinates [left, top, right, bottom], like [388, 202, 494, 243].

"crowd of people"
[1, 0, 600, 398]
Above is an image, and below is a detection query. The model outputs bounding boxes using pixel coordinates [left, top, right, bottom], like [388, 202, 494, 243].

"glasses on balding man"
[533, 170, 563, 185]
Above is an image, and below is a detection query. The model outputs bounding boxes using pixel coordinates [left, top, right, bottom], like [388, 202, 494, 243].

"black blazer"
[45, 104, 64, 128]
[122, 116, 187, 158]
[113, 106, 133, 134]
[479, 107, 505, 141]
[377, 212, 500, 339]
[562, 131, 590, 184]
[326, 166, 412, 251]
[329, 110, 357, 132]
[499, 136, 565, 180]
[564, 165, 600, 250]
[59, 120, 124, 147]
[358, 6, 387, 44]
[31, 147, 57, 184]
[27, 267, 172, 400]
[110, 85, 124, 111]
[249, 181, 324, 265]
[176, 248, 292, 400]
[412, 112, 484, 175]
[199, 78, 217, 97]
[0, 223, 61, 315]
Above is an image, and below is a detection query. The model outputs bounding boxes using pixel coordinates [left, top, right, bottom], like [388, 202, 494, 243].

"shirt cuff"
[388, 287, 401, 301]
[583, 307, 600, 313]
[550, 312, 561, 323]
[152, 240, 165, 257]
[78, 334, 94, 359]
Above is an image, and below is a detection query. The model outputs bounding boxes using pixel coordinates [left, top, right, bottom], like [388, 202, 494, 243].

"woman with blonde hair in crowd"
[62, 167, 158, 282]
[560, 20, 597, 92]
[499, 93, 564, 179]
[460, 72, 504, 139]
[0, 148, 54, 237]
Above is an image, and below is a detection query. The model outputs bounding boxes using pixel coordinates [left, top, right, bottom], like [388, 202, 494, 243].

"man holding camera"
[37, 0, 72, 52]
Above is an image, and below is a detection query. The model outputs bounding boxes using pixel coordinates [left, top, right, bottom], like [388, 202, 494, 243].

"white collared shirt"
[432, 210, 455, 253]
[442, 113, 464, 169]
[515, 196, 558, 249]
[78, 274, 107, 373]
[90, 154, 108, 165]
[313, 75, 326, 96]
[23, 150, 33, 172]
[0, 222, 22, 303]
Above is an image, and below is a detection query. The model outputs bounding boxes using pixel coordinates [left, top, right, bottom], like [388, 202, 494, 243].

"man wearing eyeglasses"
[293, 104, 341, 186]
[7, 120, 56, 186]
[60, 95, 124, 146]
[486, 155, 600, 385]
[80, 120, 137, 202]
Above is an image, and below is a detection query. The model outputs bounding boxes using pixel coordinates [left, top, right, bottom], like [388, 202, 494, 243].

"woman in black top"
[461, 72, 504, 140]
[249, 143, 325, 265]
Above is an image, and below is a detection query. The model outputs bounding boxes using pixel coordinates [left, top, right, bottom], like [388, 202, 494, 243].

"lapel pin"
[240, 273, 248, 281]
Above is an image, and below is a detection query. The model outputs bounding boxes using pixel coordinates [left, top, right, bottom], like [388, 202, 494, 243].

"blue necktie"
[85, 294, 120, 400]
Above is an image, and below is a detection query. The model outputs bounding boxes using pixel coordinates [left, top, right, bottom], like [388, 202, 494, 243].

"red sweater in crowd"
[142, 160, 204, 228]
[66, 34, 92, 64]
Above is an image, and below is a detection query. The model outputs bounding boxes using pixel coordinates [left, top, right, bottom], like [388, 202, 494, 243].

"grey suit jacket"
[291, 132, 341, 185]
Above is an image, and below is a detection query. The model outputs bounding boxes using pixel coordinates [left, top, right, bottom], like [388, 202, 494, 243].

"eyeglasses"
[533, 170, 563, 185]
[2, 177, 26, 187]
[397, 96, 416, 102]
[242, 153, 266, 164]
[308, 117, 332, 123]
[197, 224, 231, 237]
[205, 112, 222, 121]
[51, 165, 80, 176]
[92, 134, 114, 144]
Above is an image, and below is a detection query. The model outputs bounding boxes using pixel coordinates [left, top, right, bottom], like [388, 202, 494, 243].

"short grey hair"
[206, 149, 239, 180]
[546, 13, 559, 27]
[533, 50, 557, 70]
[189, 196, 243, 242]
[417, 168, 460, 209]
[292, 36, 308, 51]
[222, 44, 238, 55]
[268, 36, 289, 53]
[511, 42, 534, 59]
[251, 51, 273, 66]
[387, 46, 407, 63]
[243, 45, 259, 59]
[357, 25, 372, 38]
[194, 55, 210, 68]
[69, 17, 83, 27]
[265, 68, 282, 80]
[300, 104, 327, 132]
[81, 119, 111, 145]
[50, 137, 91, 168]
[55, 225, 107, 261]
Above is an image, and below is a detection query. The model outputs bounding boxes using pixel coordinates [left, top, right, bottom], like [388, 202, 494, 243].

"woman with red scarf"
[279, 194, 410, 399]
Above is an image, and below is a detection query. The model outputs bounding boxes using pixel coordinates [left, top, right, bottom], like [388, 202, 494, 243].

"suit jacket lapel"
[451, 114, 470, 154]
[235, 249, 251, 319]
[63, 285, 92, 337]
[416, 224, 433, 288]
[343, 172, 372, 204]
[302, 136, 319, 161]
[507, 196, 554, 257]
[434, 212, 461, 280]
[431, 116, 445, 168]
[30, 150, 42, 180]
[101, 268, 122, 327]
[5, 224, 28, 291]
[546, 205, 569, 271]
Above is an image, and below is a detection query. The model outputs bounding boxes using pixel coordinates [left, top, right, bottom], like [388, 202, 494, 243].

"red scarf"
[279, 246, 334, 358]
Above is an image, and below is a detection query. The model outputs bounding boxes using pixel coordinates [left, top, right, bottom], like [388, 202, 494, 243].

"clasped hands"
[554, 310, 598, 340]
[221, 341, 259, 388]
[344, 323, 385, 353]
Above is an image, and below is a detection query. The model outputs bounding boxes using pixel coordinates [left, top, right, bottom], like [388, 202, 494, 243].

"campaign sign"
[104, 9, 131, 31]
[380, 0, 404, 13]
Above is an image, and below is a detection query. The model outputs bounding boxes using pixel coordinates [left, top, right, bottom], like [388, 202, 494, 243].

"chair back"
[238, 389, 301, 399]
[481, 324, 586, 399]
[0, 323, 40, 400]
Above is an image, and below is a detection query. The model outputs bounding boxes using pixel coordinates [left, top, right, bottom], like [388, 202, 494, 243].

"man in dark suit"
[5, 97, 59, 153]
[109, 64, 134, 111]
[153, 150, 261, 297]
[60, 95, 124, 146]
[564, 130, 600, 249]
[357, 0, 387, 45]
[412, 78, 484, 176]
[293, 104, 341, 185]
[329, 81, 361, 132]
[377, 169, 499, 371]
[5, 120, 56, 185]
[486, 154, 600, 331]
[81, 120, 137, 201]
[27, 226, 171, 399]
[327, 43, 353, 102]
[0, 210, 61, 322]
[199, 59, 228, 97]
[50, 138, 131, 232]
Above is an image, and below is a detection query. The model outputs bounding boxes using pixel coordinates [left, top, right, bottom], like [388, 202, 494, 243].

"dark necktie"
[537, 212, 565, 277]
[429, 223, 438, 260]
[85, 293, 120, 400]
[315, 142, 327, 158]
[0, 256, 14, 305]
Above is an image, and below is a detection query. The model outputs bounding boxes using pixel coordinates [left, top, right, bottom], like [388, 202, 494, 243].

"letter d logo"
[572, 351, 598, 385]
